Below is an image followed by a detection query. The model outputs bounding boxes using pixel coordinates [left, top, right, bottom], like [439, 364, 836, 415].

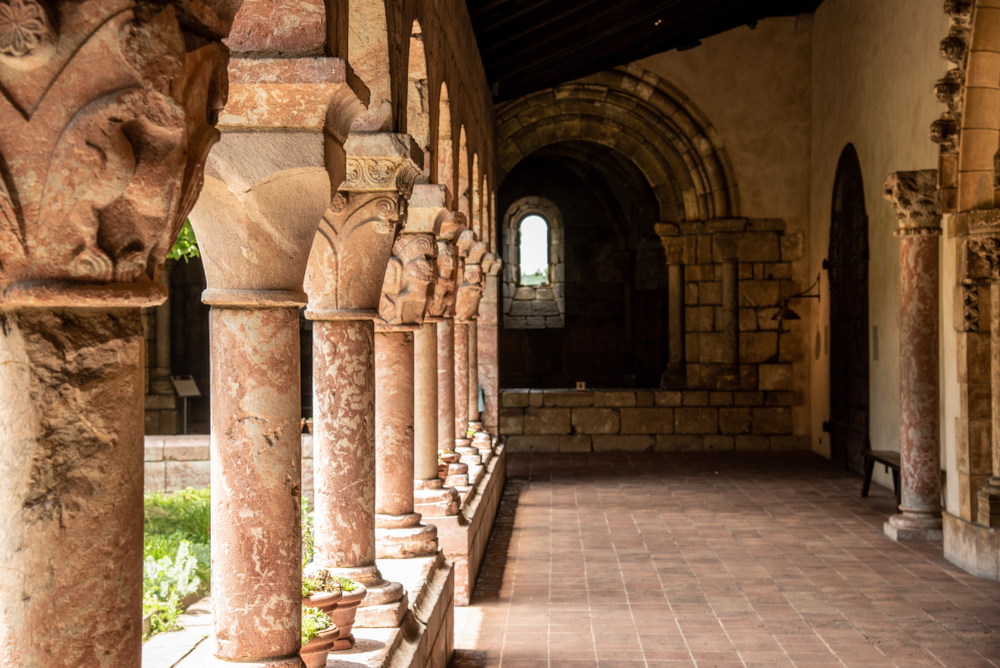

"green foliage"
[145, 487, 211, 543]
[302, 576, 320, 598]
[520, 270, 548, 286]
[143, 540, 201, 635]
[335, 576, 359, 592]
[302, 497, 315, 569]
[302, 606, 331, 646]
[144, 532, 210, 589]
[167, 219, 200, 263]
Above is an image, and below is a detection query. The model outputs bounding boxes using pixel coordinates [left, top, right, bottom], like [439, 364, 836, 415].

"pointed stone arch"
[497, 64, 740, 222]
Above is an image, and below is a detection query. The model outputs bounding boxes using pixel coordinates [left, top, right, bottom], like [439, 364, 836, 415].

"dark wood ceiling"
[468, 0, 824, 101]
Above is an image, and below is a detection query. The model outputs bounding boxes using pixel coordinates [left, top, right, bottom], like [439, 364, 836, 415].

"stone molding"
[883, 170, 942, 235]
[0, 1, 247, 305]
[305, 133, 423, 319]
[501, 196, 565, 329]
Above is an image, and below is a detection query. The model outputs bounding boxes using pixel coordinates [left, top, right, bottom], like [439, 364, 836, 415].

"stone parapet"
[500, 389, 807, 453]
[944, 512, 1000, 581]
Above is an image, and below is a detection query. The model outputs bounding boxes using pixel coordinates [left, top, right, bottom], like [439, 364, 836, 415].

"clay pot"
[306, 419, 314, 434]
[300, 625, 339, 668]
[329, 583, 367, 650]
[303, 589, 342, 617]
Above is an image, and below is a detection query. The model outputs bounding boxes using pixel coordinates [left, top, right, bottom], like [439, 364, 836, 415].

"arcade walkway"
[454, 452, 1000, 668]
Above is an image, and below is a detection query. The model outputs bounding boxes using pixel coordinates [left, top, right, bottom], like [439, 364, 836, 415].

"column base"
[884, 510, 943, 542]
[469, 421, 484, 432]
[414, 478, 460, 516]
[313, 563, 404, 608]
[204, 655, 304, 667]
[455, 437, 473, 448]
[445, 461, 469, 487]
[375, 512, 439, 558]
[976, 483, 1000, 528]
[456, 445, 482, 466]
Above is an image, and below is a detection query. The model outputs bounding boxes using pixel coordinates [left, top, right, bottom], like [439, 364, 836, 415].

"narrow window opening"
[519, 214, 549, 285]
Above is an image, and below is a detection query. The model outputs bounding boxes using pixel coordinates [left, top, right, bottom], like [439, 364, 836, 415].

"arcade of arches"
[3, 1, 1000, 667]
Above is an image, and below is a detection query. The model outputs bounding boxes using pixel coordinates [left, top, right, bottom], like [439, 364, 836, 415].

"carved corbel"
[0, 0, 249, 306]
[305, 134, 423, 317]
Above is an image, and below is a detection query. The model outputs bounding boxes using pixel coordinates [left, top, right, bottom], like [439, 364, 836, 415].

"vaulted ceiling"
[467, 0, 824, 101]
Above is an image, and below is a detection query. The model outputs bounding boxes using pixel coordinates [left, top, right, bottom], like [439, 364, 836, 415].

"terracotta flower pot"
[300, 625, 339, 668]
[329, 583, 366, 650]
[303, 589, 342, 617]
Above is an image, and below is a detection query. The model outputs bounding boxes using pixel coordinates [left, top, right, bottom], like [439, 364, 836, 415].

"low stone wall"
[500, 388, 809, 452]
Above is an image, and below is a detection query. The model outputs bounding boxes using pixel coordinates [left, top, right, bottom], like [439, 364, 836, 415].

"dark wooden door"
[828, 144, 869, 475]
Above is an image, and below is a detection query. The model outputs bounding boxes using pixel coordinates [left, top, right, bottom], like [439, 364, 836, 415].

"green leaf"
[167, 219, 200, 263]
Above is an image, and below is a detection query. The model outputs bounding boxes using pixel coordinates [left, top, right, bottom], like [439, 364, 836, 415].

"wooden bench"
[861, 450, 900, 506]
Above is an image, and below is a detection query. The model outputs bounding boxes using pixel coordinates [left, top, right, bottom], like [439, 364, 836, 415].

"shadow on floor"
[469, 478, 526, 603]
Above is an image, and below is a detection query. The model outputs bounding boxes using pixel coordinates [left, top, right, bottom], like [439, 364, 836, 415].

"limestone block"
[733, 392, 765, 406]
[747, 219, 786, 232]
[770, 436, 810, 450]
[509, 301, 531, 316]
[163, 441, 210, 461]
[655, 435, 703, 451]
[543, 391, 594, 407]
[967, 385, 992, 418]
[686, 306, 715, 332]
[621, 408, 674, 434]
[739, 281, 781, 307]
[740, 332, 779, 363]
[523, 408, 571, 434]
[719, 407, 752, 434]
[685, 283, 699, 305]
[592, 435, 655, 452]
[739, 263, 754, 279]
[524, 316, 547, 328]
[698, 333, 730, 363]
[165, 461, 211, 492]
[506, 436, 560, 452]
[536, 287, 555, 300]
[529, 390, 544, 407]
[655, 391, 683, 407]
[560, 435, 593, 452]
[594, 391, 636, 407]
[572, 408, 621, 434]
[752, 407, 792, 434]
[145, 394, 178, 411]
[680, 391, 706, 406]
[698, 235, 714, 264]
[686, 333, 700, 362]
[764, 262, 792, 280]
[740, 365, 760, 390]
[757, 308, 781, 330]
[531, 300, 560, 316]
[735, 435, 770, 451]
[778, 332, 805, 362]
[704, 435, 735, 451]
[226, 0, 326, 56]
[636, 391, 655, 407]
[145, 462, 166, 493]
[764, 391, 801, 406]
[145, 438, 165, 462]
[513, 287, 534, 300]
[759, 364, 793, 390]
[739, 308, 758, 331]
[498, 409, 524, 435]
[675, 408, 718, 434]
[700, 281, 723, 305]
[709, 392, 733, 406]
[501, 390, 530, 408]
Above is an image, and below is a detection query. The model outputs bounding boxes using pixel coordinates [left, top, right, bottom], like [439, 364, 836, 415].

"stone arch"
[496, 64, 739, 222]
[406, 19, 430, 179]
[472, 154, 481, 240]
[481, 173, 490, 247]
[458, 125, 471, 222]
[435, 82, 452, 190]
[347, 0, 392, 132]
[501, 196, 565, 329]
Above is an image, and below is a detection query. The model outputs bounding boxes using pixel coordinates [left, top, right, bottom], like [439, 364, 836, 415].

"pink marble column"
[468, 321, 482, 430]
[454, 321, 472, 447]
[0, 2, 246, 663]
[883, 171, 943, 541]
[437, 317, 458, 451]
[414, 322, 461, 515]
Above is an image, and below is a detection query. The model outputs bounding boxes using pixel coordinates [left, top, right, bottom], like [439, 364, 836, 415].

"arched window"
[518, 215, 549, 285]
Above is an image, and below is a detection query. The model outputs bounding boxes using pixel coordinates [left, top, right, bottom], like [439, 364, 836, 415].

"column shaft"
[0, 308, 144, 668]
[468, 321, 480, 426]
[314, 319, 376, 569]
[415, 323, 440, 480]
[210, 306, 302, 662]
[886, 232, 943, 540]
[437, 319, 456, 450]
[720, 260, 739, 366]
[375, 331, 415, 517]
[668, 264, 685, 375]
[454, 322, 470, 443]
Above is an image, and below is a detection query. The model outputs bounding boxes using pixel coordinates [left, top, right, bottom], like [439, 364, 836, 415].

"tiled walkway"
[454, 452, 1000, 668]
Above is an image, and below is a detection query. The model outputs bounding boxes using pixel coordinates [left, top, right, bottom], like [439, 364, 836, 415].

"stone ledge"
[944, 511, 1000, 580]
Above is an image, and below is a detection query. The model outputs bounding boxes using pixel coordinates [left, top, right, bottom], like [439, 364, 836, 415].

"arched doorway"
[828, 144, 869, 475]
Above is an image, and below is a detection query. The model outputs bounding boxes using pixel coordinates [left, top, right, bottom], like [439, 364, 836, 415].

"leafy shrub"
[144, 487, 211, 543]
[143, 540, 201, 635]
[302, 606, 332, 646]
[167, 220, 200, 263]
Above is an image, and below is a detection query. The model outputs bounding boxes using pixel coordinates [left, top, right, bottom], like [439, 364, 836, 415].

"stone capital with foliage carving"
[0, 0, 248, 306]
[883, 170, 941, 235]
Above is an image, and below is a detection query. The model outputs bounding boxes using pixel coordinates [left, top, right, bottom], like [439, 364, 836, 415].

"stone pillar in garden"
[882, 171, 944, 541]
[411, 191, 463, 516]
[373, 184, 443, 558]
[189, 36, 368, 663]
[304, 134, 421, 613]
[0, 3, 248, 665]
[457, 244, 490, 458]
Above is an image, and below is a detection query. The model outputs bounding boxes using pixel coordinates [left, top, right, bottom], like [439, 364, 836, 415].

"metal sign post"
[170, 375, 201, 435]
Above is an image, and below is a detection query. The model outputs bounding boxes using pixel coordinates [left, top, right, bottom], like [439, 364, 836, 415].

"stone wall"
[499, 388, 809, 453]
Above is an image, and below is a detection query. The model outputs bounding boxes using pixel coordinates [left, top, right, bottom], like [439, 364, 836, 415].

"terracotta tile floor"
[453, 452, 1000, 668]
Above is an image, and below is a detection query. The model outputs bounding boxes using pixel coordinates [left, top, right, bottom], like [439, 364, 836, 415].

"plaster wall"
[810, 0, 947, 492]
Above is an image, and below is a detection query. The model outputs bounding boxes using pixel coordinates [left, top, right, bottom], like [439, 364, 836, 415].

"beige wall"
[810, 0, 947, 489]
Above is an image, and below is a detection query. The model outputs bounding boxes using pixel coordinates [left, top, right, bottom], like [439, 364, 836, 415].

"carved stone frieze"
[0, 0, 245, 304]
[931, 1, 972, 154]
[883, 170, 941, 235]
[957, 282, 980, 332]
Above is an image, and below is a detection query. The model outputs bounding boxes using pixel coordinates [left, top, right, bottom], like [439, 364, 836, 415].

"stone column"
[468, 320, 481, 430]
[190, 39, 367, 662]
[454, 322, 472, 447]
[304, 134, 421, 618]
[453, 234, 484, 457]
[372, 184, 444, 558]
[667, 264, 686, 384]
[883, 171, 944, 541]
[0, 3, 245, 665]
[437, 317, 458, 452]
[458, 244, 489, 457]
[410, 189, 462, 516]
[479, 255, 503, 435]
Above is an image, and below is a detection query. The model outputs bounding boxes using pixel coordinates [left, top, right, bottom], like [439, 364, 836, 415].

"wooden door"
[828, 144, 869, 475]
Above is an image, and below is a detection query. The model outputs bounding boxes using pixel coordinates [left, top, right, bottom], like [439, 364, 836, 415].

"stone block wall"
[499, 388, 809, 452]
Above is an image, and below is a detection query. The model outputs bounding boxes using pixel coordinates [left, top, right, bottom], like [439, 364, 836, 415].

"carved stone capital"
[0, 0, 249, 306]
[376, 232, 437, 330]
[883, 170, 941, 234]
[341, 133, 423, 200]
[426, 210, 469, 320]
[456, 241, 487, 323]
